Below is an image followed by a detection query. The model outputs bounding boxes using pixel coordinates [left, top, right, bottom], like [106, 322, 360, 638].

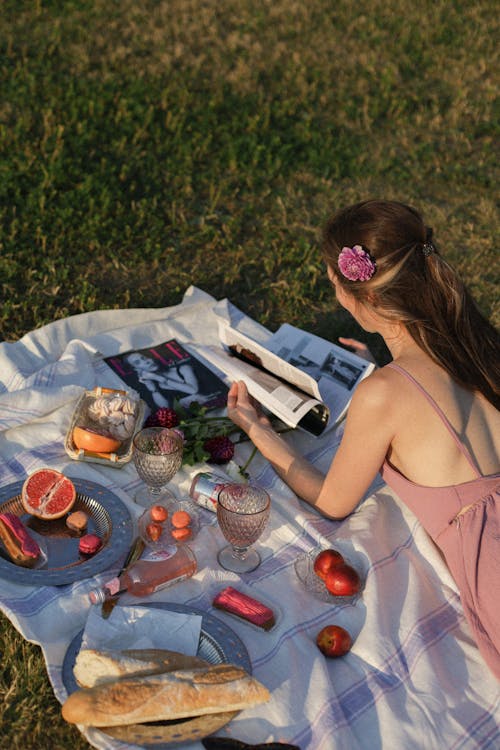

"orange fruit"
[171, 526, 192, 541]
[171, 510, 191, 529]
[146, 522, 163, 542]
[150, 505, 168, 522]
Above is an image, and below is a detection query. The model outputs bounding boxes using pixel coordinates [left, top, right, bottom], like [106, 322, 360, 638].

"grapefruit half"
[73, 426, 122, 454]
[22, 468, 77, 520]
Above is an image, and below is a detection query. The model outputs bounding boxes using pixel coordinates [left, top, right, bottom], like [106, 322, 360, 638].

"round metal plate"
[62, 601, 252, 696]
[0, 478, 133, 586]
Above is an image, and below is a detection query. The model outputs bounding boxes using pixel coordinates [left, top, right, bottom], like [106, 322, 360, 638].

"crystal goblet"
[132, 427, 183, 508]
[217, 483, 271, 573]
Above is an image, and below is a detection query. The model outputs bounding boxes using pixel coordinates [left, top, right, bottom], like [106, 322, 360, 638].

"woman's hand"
[138, 371, 163, 385]
[227, 381, 272, 436]
[227, 381, 326, 506]
[338, 337, 377, 364]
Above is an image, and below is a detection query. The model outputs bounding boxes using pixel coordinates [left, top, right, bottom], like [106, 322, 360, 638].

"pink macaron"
[78, 533, 102, 556]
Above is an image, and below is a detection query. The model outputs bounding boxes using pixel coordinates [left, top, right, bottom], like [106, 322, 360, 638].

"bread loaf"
[74, 648, 208, 688]
[62, 663, 269, 727]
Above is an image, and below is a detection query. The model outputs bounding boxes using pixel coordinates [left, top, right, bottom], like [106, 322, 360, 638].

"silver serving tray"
[0, 478, 133, 586]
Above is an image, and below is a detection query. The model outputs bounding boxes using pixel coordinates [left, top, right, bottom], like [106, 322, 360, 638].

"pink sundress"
[380, 363, 500, 679]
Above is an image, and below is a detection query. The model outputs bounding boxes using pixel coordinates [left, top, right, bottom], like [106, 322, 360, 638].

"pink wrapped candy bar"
[213, 586, 276, 631]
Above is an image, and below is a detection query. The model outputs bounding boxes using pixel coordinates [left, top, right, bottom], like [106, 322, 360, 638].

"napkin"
[81, 605, 202, 654]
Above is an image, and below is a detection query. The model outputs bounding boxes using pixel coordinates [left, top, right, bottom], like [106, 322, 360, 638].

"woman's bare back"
[382, 357, 499, 486]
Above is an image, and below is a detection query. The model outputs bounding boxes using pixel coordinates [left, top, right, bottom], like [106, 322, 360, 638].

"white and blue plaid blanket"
[0, 286, 498, 750]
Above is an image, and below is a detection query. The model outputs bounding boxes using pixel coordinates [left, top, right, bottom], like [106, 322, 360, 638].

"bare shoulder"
[350, 365, 400, 411]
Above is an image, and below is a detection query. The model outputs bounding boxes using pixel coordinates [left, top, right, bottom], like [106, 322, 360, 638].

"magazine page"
[266, 323, 375, 422]
[103, 340, 227, 412]
[218, 321, 322, 399]
[199, 345, 328, 431]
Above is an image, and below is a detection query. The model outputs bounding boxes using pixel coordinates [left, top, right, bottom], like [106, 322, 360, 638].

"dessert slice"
[0, 512, 41, 567]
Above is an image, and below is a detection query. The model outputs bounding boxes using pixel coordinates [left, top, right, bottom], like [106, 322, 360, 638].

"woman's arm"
[177, 363, 199, 390]
[157, 364, 199, 396]
[151, 391, 171, 408]
[227, 374, 394, 519]
[227, 382, 326, 501]
[137, 371, 164, 386]
[135, 372, 171, 407]
[313, 375, 394, 517]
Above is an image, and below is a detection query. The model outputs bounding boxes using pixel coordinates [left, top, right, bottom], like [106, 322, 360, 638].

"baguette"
[74, 648, 208, 688]
[62, 664, 269, 727]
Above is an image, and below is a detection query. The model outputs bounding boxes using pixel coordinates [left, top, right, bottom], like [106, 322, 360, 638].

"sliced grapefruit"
[21, 468, 77, 520]
[73, 426, 122, 454]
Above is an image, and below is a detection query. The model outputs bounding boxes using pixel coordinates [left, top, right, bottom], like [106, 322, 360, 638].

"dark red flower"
[203, 435, 235, 464]
[145, 408, 180, 429]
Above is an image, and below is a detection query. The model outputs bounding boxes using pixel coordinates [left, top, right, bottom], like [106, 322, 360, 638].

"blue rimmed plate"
[62, 601, 252, 694]
[0, 478, 133, 586]
[61, 602, 252, 745]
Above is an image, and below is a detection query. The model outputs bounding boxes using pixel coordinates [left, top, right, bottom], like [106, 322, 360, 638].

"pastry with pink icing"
[0, 512, 41, 568]
[213, 586, 275, 630]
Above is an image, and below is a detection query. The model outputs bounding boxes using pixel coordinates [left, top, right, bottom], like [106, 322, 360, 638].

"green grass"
[0, 0, 498, 747]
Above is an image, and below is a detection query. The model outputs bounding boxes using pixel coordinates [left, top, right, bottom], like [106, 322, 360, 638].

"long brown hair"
[322, 200, 500, 408]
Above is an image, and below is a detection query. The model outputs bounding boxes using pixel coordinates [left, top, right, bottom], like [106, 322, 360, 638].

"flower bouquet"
[143, 401, 257, 477]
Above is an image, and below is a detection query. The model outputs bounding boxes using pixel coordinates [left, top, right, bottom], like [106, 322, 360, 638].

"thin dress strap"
[386, 362, 482, 477]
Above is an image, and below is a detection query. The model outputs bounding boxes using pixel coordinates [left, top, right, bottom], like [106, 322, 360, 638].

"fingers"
[227, 381, 257, 410]
[338, 337, 363, 348]
[227, 380, 249, 408]
[338, 337, 375, 363]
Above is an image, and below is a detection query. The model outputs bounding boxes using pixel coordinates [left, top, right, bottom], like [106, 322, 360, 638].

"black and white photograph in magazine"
[286, 350, 363, 391]
[275, 345, 364, 391]
[104, 340, 227, 412]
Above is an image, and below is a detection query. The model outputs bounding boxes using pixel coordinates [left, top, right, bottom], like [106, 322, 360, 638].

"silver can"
[189, 471, 230, 512]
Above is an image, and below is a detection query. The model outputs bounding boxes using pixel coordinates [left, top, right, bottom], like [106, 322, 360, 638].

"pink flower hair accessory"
[338, 245, 376, 282]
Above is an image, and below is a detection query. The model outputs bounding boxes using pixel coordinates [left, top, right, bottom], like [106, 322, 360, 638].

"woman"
[227, 200, 500, 677]
[123, 351, 199, 409]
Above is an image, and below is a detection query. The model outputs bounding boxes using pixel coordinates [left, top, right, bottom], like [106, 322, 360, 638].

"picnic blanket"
[0, 286, 498, 750]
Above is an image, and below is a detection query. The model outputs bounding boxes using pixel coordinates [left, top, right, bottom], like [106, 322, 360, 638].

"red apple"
[316, 625, 352, 657]
[325, 563, 361, 597]
[313, 548, 345, 580]
[150, 504, 168, 522]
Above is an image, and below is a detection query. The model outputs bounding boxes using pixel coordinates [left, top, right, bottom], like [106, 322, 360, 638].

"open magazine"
[103, 339, 227, 413]
[200, 321, 375, 436]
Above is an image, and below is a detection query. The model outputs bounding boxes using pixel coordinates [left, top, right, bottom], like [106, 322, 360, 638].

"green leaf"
[194, 443, 209, 462]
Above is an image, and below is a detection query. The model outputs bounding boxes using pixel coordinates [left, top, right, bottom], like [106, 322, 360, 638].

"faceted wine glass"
[132, 427, 184, 508]
[217, 483, 271, 573]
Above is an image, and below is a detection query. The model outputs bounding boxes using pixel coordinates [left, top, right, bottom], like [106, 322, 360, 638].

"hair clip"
[338, 245, 376, 281]
[422, 242, 434, 257]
